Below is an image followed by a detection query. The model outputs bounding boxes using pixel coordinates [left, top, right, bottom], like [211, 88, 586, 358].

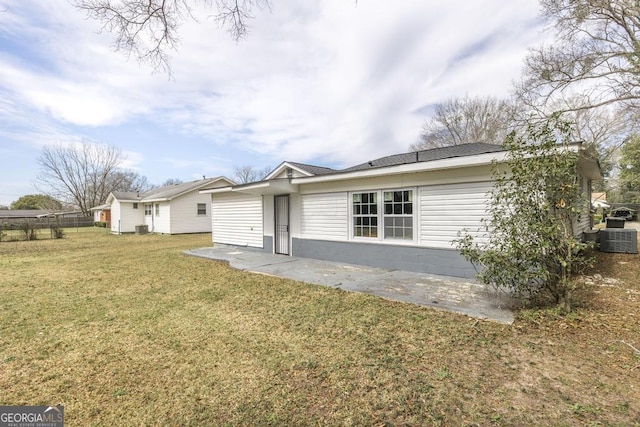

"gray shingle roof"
[287, 162, 336, 176]
[0, 209, 53, 219]
[111, 191, 140, 201]
[110, 178, 228, 203]
[90, 203, 111, 211]
[342, 143, 505, 172]
[141, 178, 224, 201]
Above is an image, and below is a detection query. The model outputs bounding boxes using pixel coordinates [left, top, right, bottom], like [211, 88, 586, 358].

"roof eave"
[292, 151, 509, 184]
[200, 179, 299, 196]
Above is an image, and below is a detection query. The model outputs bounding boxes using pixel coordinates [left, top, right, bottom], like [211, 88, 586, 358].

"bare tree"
[35, 140, 151, 215]
[540, 95, 638, 189]
[517, 0, 640, 114]
[411, 96, 521, 150]
[109, 170, 155, 193]
[162, 178, 184, 186]
[75, 0, 271, 74]
[233, 164, 271, 183]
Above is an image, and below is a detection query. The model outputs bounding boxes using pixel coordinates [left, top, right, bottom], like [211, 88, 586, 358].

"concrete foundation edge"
[292, 238, 478, 278]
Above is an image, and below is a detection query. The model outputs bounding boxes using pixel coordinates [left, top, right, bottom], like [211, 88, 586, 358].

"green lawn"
[0, 228, 638, 425]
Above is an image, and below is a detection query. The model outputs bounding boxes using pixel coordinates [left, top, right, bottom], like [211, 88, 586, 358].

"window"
[144, 204, 152, 216]
[197, 203, 206, 216]
[352, 189, 415, 241]
[383, 190, 413, 240]
[155, 204, 160, 216]
[352, 192, 378, 237]
[133, 203, 138, 209]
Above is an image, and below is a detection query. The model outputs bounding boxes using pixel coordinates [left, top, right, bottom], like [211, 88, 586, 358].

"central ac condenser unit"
[599, 229, 638, 254]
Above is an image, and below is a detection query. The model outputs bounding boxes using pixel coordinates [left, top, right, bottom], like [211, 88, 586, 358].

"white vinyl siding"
[300, 192, 348, 240]
[212, 194, 263, 248]
[147, 202, 170, 233]
[574, 175, 591, 235]
[110, 200, 121, 233]
[419, 181, 492, 249]
[166, 191, 212, 234]
[111, 200, 144, 234]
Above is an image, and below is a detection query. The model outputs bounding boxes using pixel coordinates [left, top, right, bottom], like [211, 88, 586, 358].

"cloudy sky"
[0, 0, 544, 206]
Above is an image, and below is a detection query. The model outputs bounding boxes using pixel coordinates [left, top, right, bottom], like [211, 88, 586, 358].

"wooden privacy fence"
[0, 216, 94, 230]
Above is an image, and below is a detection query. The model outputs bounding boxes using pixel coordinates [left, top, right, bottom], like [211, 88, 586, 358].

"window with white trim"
[197, 203, 206, 216]
[155, 203, 160, 216]
[133, 203, 138, 209]
[351, 189, 415, 241]
[352, 192, 378, 238]
[383, 190, 413, 240]
[144, 204, 152, 216]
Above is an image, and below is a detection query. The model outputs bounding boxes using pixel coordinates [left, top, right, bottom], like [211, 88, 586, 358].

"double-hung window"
[197, 203, 207, 216]
[353, 192, 378, 238]
[155, 204, 160, 216]
[144, 204, 152, 216]
[383, 190, 413, 240]
[352, 189, 415, 242]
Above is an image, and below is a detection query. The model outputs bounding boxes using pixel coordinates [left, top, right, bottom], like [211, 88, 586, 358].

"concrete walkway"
[184, 245, 516, 324]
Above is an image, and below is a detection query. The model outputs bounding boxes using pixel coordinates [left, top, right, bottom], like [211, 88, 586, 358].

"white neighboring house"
[106, 177, 235, 234]
[201, 143, 601, 278]
[90, 203, 111, 223]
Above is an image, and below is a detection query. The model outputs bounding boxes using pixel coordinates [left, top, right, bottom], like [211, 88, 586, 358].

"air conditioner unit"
[135, 225, 148, 235]
[599, 229, 638, 254]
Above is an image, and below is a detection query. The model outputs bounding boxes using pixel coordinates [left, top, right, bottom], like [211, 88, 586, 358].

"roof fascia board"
[233, 180, 298, 195]
[292, 151, 510, 184]
[201, 180, 298, 196]
[200, 186, 233, 194]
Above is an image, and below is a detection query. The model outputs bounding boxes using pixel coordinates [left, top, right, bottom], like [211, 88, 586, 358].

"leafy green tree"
[456, 118, 593, 311]
[10, 194, 63, 210]
[618, 134, 640, 203]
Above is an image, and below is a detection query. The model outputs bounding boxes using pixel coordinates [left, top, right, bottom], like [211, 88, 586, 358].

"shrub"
[19, 222, 38, 241]
[455, 117, 594, 312]
[94, 221, 107, 228]
[51, 226, 65, 239]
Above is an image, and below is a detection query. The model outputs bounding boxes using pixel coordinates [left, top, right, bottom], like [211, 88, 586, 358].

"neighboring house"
[107, 177, 235, 234]
[0, 210, 85, 219]
[0, 210, 54, 219]
[201, 143, 601, 278]
[90, 204, 111, 223]
[0, 209, 90, 228]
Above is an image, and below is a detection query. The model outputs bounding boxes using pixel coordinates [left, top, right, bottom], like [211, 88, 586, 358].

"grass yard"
[0, 228, 639, 426]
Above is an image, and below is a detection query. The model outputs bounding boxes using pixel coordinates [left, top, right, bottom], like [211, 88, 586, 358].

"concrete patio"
[185, 245, 516, 324]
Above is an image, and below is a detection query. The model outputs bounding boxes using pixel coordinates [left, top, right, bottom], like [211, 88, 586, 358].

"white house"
[107, 177, 234, 234]
[201, 143, 601, 278]
[90, 203, 111, 223]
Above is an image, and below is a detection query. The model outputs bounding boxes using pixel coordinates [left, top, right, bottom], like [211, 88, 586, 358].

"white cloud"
[140, 0, 545, 165]
[0, 0, 544, 183]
